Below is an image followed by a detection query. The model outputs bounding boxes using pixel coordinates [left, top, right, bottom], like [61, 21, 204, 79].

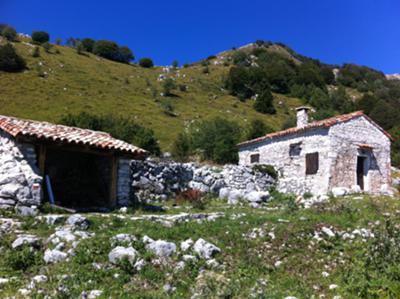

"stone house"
[0, 115, 147, 211]
[238, 107, 392, 196]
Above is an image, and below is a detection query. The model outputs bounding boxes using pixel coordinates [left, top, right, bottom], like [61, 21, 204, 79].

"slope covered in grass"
[0, 38, 302, 150]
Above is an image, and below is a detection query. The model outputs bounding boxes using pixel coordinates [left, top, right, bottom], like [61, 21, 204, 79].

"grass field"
[0, 39, 302, 150]
[1, 194, 400, 298]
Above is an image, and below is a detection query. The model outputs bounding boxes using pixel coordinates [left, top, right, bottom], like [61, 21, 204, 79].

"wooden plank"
[38, 144, 46, 176]
[109, 155, 118, 208]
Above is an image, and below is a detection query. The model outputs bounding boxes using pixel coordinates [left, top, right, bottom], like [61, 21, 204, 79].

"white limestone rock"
[108, 246, 138, 265]
[193, 238, 221, 259]
[12, 234, 40, 249]
[146, 240, 177, 257]
[331, 187, 349, 197]
[180, 238, 194, 251]
[66, 214, 90, 230]
[44, 249, 68, 264]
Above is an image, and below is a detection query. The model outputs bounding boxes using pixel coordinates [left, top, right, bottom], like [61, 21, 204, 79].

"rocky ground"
[0, 194, 400, 298]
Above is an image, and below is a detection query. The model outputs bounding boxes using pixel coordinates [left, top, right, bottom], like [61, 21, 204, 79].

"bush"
[254, 88, 276, 114]
[42, 42, 52, 53]
[32, 46, 40, 57]
[252, 164, 278, 180]
[81, 38, 95, 52]
[1, 25, 17, 41]
[60, 112, 160, 155]
[190, 117, 241, 164]
[0, 43, 26, 72]
[246, 119, 273, 140]
[162, 78, 176, 96]
[172, 132, 191, 161]
[31, 31, 50, 44]
[176, 189, 207, 210]
[4, 245, 43, 271]
[139, 57, 154, 68]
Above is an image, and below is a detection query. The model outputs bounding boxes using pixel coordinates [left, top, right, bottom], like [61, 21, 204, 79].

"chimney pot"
[296, 106, 311, 128]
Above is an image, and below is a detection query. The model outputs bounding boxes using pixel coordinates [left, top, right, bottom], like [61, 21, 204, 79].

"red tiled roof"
[0, 115, 148, 157]
[238, 111, 392, 147]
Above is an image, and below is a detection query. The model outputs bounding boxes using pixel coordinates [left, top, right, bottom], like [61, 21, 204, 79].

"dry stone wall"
[0, 131, 42, 210]
[129, 160, 276, 205]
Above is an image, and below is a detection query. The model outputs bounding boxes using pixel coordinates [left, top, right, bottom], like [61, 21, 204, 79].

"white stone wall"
[239, 115, 392, 196]
[239, 128, 332, 195]
[0, 131, 42, 209]
[328, 116, 391, 194]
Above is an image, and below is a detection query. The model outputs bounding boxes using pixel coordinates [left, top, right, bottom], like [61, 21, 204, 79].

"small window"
[305, 152, 319, 175]
[250, 153, 260, 164]
[289, 143, 302, 157]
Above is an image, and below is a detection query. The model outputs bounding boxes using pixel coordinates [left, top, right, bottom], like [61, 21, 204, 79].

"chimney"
[296, 106, 311, 128]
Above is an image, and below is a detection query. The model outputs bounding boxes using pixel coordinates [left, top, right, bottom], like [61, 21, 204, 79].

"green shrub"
[254, 88, 276, 114]
[81, 38, 95, 52]
[246, 119, 273, 140]
[32, 31, 50, 44]
[172, 132, 191, 161]
[60, 112, 160, 155]
[252, 164, 278, 180]
[32, 46, 40, 57]
[162, 78, 176, 96]
[118, 46, 134, 63]
[190, 117, 241, 164]
[139, 57, 154, 68]
[0, 43, 26, 72]
[4, 245, 43, 271]
[42, 42, 52, 53]
[93, 40, 119, 60]
[1, 25, 17, 41]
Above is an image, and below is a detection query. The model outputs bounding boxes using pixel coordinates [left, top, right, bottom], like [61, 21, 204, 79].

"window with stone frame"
[289, 142, 302, 157]
[250, 153, 260, 164]
[305, 152, 319, 175]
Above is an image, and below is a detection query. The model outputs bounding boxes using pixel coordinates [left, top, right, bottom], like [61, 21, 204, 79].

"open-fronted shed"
[0, 115, 147, 211]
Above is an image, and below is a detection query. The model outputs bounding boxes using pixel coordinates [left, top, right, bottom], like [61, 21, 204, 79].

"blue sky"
[1, 0, 399, 73]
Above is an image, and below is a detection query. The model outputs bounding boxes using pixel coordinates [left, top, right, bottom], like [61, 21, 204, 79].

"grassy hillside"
[0, 38, 302, 150]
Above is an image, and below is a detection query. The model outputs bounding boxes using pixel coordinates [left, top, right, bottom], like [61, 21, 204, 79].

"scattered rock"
[66, 214, 90, 230]
[12, 234, 40, 249]
[180, 238, 194, 251]
[108, 246, 138, 265]
[44, 249, 68, 264]
[146, 240, 177, 257]
[193, 238, 221, 259]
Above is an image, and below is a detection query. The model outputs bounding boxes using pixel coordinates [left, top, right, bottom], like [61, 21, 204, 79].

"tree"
[246, 119, 273, 140]
[225, 66, 253, 100]
[139, 58, 154, 68]
[0, 44, 26, 72]
[31, 31, 50, 44]
[172, 60, 179, 68]
[172, 132, 191, 161]
[81, 38, 95, 52]
[1, 26, 17, 41]
[296, 62, 325, 88]
[118, 46, 134, 63]
[93, 40, 119, 60]
[191, 118, 241, 164]
[356, 94, 377, 115]
[254, 88, 276, 114]
[162, 78, 176, 96]
[76, 42, 85, 55]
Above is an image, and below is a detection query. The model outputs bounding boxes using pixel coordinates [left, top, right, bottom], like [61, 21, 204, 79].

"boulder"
[243, 191, 270, 203]
[66, 214, 90, 230]
[180, 238, 194, 252]
[111, 234, 137, 246]
[331, 187, 349, 197]
[108, 246, 138, 265]
[15, 205, 38, 217]
[44, 249, 68, 264]
[193, 238, 221, 259]
[12, 234, 40, 249]
[146, 240, 177, 257]
[227, 189, 243, 205]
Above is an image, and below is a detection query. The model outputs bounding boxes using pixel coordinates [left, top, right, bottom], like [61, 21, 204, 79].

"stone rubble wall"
[129, 160, 276, 204]
[0, 131, 42, 210]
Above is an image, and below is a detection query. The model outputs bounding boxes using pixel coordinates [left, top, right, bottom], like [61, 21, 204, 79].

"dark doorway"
[44, 148, 112, 210]
[357, 156, 366, 190]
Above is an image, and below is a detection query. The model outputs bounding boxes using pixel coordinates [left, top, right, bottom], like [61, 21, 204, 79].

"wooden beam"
[109, 155, 118, 208]
[38, 144, 46, 176]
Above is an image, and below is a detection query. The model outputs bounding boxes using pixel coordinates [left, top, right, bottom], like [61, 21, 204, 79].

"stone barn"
[0, 115, 147, 212]
[238, 107, 392, 196]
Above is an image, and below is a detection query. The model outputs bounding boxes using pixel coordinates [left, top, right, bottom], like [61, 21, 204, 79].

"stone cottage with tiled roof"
[0, 115, 147, 212]
[238, 107, 392, 196]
